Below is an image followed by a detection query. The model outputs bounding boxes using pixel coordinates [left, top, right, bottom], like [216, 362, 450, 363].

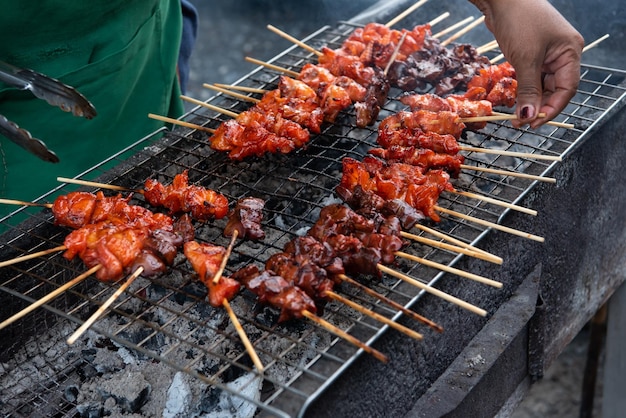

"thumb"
[512, 63, 543, 128]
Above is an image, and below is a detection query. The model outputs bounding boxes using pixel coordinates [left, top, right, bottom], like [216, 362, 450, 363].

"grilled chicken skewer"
[209, 82, 562, 163]
[184, 235, 265, 373]
[181, 94, 548, 224]
[58, 169, 229, 222]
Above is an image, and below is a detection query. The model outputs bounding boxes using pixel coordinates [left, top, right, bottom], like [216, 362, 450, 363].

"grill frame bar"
[1, 18, 626, 418]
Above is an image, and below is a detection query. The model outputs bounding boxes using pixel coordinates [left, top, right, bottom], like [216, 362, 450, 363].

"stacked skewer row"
[0, 1, 608, 370]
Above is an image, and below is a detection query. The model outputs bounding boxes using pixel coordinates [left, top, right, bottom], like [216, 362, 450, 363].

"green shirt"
[0, 1, 184, 218]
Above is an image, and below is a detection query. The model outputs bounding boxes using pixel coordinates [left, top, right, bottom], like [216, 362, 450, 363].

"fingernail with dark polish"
[520, 105, 535, 119]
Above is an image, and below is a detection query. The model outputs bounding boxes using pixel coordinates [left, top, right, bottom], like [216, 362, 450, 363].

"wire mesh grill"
[1, 20, 625, 418]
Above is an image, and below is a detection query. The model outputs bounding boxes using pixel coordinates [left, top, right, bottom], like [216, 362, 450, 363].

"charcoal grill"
[1, 1, 626, 417]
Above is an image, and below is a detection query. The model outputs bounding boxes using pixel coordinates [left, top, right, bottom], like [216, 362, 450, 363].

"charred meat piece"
[183, 240, 241, 307]
[63, 206, 192, 281]
[143, 169, 229, 221]
[337, 156, 454, 222]
[378, 111, 462, 154]
[224, 197, 266, 241]
[233, 265, 317, 323]
[51, 191, 135, 229]
[256, 76, 325, 134]
[466, 62, 517, 108]
[369, 145, 464, 178]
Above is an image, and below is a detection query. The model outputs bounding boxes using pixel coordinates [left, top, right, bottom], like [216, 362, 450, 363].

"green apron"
[0, 1, 184, 219]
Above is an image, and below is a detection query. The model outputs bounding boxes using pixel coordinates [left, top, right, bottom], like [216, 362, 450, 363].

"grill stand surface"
[301, 104, 626, 418]
[1, 1, 626, 416]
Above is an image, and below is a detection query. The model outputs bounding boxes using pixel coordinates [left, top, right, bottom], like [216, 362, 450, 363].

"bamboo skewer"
[67, 266, 145, 345]
[325, 290, 424, 340]
[440, 15, 485, 47]
[476, 39, 499, 55]
[57, 177, 138, 194]
[204, 84, 260, 104]
[181, 95, 239, 118]
[427, 12, 451, 28]
[336, 273, 443, 332]
[395, 251, 502, 288]
[383, 32, 408, 76]
[0, 198, 51, 208]
[461, 112, 575, 130]
[217, 229, 264, 372]
[583, 34, 610, 53]
[399, 230, 502, 264]
[213, 230, 238, 284]
[148, 113, 215, 134]
[213, 84, 267, 94]
[458, 145, 561, 162]
[432, 16, 475, 39]
[377, 264, 487, 316]
[245, 56, 299, 77]
[266, 24, 322, 57]
[385, 0, 430, 27]
[413, 223, 494, 258]
[488, 111, 575, 130]
[0, 265, 101, 330]
[301, 309, 389, 362]
[223, 297, 265, 373]
[0, 245, 66, 268]
[490, 53, 505, 65]
[460, 164, 556, 183]
[447, 189, 538, 216]
[434, 205, 544, 242]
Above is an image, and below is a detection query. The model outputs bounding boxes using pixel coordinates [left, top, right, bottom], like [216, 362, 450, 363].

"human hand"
[470, 0, 584, 128]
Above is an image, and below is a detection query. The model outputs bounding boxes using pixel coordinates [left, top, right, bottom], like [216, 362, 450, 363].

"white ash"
[201, 370, 262, 418]
[0, 255, 363, 418]
[163, 372, 193, 418]
[0, 304, 265, 417]
[163, 370, 261, 418]
[320, 194, 343, 207]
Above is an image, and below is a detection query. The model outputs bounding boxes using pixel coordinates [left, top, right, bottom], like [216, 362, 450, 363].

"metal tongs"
[0, 60, 97, 163]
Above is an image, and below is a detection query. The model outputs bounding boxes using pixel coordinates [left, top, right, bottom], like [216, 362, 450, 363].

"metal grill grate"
[1, 20, 626, 418]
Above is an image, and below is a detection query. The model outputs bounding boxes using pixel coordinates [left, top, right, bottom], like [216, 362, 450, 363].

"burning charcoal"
[118, 327, 165, 352]
[76, 403, 104, 418]
[77, 362, 98, 381]
[81, 348, 97, 363]
[64, 385, 80, 403]
[197, 386, 221, 415]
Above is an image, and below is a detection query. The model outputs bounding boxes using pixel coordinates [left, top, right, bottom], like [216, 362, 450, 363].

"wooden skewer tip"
[67, 266, 144, 345]
[223, 298, 265, 372]
[301, 310, 389, 363]
[325, 290, 424, 340]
